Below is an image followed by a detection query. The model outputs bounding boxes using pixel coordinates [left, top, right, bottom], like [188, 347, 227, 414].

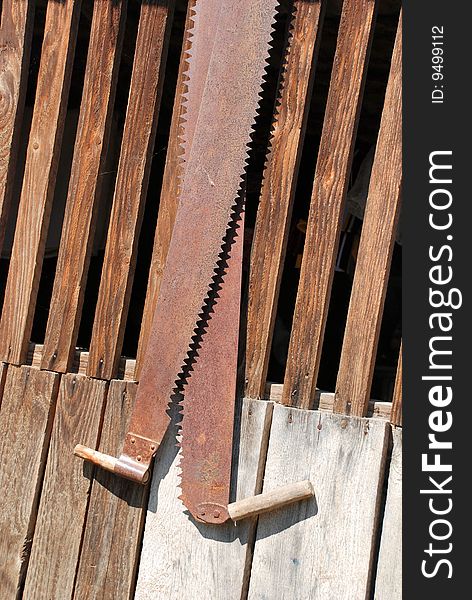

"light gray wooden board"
[374, 427, 402, 600]
[248, 404, 389, 600]
[135, 398, 273, 600]
[0, 366, 59, 598]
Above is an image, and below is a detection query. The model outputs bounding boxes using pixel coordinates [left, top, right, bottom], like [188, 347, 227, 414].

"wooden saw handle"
[227, 480, 314, 522]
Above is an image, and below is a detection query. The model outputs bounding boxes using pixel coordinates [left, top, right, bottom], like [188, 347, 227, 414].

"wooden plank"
[135, 0, 195, 378]
[374, 426, 402, 600]
[74, 380, 147, 600]
[23, 374, 108, 600]
[0, 0, 35, 252]
[0, 366, 60, 599]
[87, 0, 175, 380]
[41, 0, 127, 373]
[266, 382, 391, 420]
[245, 0, 325, 400]
[29, 343, 136, 381]
[390, 342, 402, 426]
[135, 398, 273, 600]
[334, 14, 402, 417]
[282, 0, 377, 409]
[0, 0, 82, 365]
[248, 403, 389, 600]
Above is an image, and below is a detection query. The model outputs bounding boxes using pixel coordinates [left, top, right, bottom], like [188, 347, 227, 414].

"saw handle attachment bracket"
[74, 431, 158, 485]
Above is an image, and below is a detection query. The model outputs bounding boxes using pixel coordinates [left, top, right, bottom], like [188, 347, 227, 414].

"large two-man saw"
[75, 0, 313, 525]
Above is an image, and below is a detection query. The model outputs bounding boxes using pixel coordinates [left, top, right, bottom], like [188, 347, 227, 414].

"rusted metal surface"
[131, 0, 279, 477]
[74, 0, 279, 497]
[179, 211, 244, 524]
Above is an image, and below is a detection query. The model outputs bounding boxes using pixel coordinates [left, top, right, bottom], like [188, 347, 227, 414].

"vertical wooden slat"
[87, 0, 175, 380]
[0, 0, 82, 364]
[334, 14, 402, 416]
[245, 0, 325, 400]
[0, 0, 34, 252]
[390, 342, 402, 426]
[74, 380, 147, 600]
[0, 366, 60, 598]
[282, 0, 377, 409]
[135, 0, 195, 378]
[22, 374, 108, 600]
[41, 0, 127, 374]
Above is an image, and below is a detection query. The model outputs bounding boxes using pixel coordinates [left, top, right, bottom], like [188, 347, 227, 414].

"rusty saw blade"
[73, 0, 316, 524]
[164, 0, 279, 526]
[174, 0, 280, 524]
[73, 0, 279, 487]
[174, 0, 242, 524]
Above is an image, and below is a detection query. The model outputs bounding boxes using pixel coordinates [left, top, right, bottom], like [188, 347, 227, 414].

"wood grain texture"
[23, 374, 108, 600]
[374, 426, 402, 600]
[29, 343, 136, 381]
[228, 480, 314, 522]
[282, 0, 377, 408]
[0, 366, 59, 599]
[135, 398, 273, 600]
[0, 0, 81, 365]
[135, 0, 196, 378]
[334, 14, 402, 417]
[41, 0, 127, 374]
[74, 380, 147, 600]
[267, 382, 392, 420]
[245, 0, 324, 400]
[390, 342, 402, 426]
[0, 0, 34, 252]
[87, 0, 175, 380]
[248, 404, 389, 600]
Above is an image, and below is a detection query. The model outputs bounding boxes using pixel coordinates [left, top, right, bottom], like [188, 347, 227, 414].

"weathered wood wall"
[0, 0, 402, 598]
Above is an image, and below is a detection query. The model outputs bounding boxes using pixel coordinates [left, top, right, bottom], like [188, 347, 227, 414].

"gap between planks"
[0, 365, 60, 598]
[374, 426, 402, 599]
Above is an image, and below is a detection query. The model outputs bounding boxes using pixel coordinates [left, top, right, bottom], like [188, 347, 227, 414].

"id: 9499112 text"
[431, 26, 444, 104]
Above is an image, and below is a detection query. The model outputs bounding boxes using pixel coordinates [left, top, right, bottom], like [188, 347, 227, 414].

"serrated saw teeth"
[175, 0, 281, 522]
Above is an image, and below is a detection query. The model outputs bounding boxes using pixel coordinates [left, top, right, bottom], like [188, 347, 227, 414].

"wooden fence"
[0, 1, 402, 598]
